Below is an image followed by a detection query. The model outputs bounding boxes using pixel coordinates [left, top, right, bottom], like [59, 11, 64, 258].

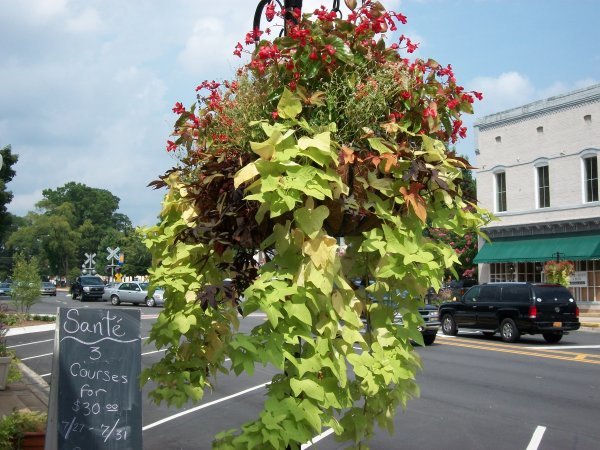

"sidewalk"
[0, 362, 49, 418]
[580, 312, 600, 331]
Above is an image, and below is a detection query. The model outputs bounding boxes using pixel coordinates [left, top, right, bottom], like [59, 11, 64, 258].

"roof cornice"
[474, 84, 600, 132]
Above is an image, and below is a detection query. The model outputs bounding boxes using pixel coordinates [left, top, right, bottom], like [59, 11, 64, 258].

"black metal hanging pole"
[284, 0, 303, 29]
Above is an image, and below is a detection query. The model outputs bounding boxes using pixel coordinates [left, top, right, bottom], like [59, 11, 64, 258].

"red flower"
[166, 140, 177, 152]
[271, 110, 279, 120]
[447, 99, 459, 110]
[309, 50, 319, 61]
[473, 91, 483, 100]
[394, 12, 408, 24]
[172, 102, 185, 114]
[233, 42, 243, 57]
[265, 2, 276, 21]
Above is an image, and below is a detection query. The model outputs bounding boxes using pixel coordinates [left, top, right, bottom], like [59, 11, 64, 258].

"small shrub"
[0, 410, 47, 449]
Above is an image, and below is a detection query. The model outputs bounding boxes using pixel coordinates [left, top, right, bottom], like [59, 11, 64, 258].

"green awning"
[474, 232, 600, 263]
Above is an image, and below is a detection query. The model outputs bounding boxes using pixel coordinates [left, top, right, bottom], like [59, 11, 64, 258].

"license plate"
[553, 322, 562, 327]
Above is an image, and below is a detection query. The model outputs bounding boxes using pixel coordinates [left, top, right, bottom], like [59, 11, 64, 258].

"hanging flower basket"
[144, 2, 491, 448]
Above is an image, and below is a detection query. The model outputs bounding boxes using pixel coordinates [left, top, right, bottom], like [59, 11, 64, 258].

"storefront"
[475, 231, 600, 303]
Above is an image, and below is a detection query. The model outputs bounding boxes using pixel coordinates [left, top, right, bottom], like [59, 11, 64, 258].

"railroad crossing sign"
[106, 246, 120, 261]
[83, 252, 96, 268]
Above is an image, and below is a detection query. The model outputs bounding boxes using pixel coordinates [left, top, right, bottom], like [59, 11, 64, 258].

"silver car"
[109, 281, 165, 307]
[102, 282, 122, 302]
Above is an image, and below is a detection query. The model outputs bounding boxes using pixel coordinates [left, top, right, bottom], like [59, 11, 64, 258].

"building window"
[496, 172, 507, 212]
[584, 114, 592, 124]
[584, 156, 599, 202]
[537, 126, 544, 134]
[537, 165, 550, 208]
[495, 136, 502, 143]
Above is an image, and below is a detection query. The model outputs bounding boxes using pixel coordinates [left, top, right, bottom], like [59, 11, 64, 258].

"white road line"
[525, 345, 600, 350]
[141, 349, 166, 356]
[7, 338, 54, 348]
[301, 428, 334, 449]
[41, 373, 51, 378]
[526, 426, 546, 450]
[20, 352, 53, 361]
[142, 383, 269, 431]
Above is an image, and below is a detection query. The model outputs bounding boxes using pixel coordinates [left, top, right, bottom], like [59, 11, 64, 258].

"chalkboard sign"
[47, 307, 142, 449]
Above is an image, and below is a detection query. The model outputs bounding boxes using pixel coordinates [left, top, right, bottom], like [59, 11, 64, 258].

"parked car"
[70, 276, 105, 302]
[357, 282, 441, 346]
[109, 282, 165, 307]
[439, 282, 580, 343]
[102, 282, 122, 302]
[40, 282, 57, 296]
[0, 282, 11, 296]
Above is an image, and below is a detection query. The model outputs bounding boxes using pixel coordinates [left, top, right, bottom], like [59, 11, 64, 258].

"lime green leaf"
[278, 88, 302, 119]
[297, 132, 331, 154]
[290, 378, 325, 401]
[284, 301, 312, 326]
[368, 137, 394, 154]
[234, 162, 259, 188]
[250, 130, 282, 160]
[293, 205, 329, 238]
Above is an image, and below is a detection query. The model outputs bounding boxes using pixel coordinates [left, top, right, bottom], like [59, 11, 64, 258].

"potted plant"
[543, 260, 575, 287]
[0, 410, 47, 450]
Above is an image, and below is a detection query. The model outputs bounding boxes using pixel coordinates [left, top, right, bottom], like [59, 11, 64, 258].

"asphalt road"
[3, 292, 600, 449]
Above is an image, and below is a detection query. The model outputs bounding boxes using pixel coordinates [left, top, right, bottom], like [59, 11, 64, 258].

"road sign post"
[106, 246, 120, 282]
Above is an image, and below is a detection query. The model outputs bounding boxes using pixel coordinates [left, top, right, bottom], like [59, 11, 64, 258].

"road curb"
[7, 323, 56, 336]
[17, 361, 50, 406]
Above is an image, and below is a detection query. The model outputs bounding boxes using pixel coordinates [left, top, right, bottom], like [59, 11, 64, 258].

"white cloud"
[469, 71, 536, 115]
[9, 188, 44, 214]
[178, 18, 237, 75]
[66, 8, 103, 33]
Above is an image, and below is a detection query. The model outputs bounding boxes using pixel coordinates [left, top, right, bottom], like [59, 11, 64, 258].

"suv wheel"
[111, 295, 121, 306]
[422, 333, 436, 346]
[72, 291, 78, 300]
[146, 297, 156, 307]
[500, 318, 520, 343]
[542, 332, 563, 344]
[441, 314, 458, 336]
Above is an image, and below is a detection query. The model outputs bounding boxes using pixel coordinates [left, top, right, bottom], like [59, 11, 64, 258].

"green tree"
[0, 145, 19, 279]
[0, 145, 18, 245]
[11, 254, 40, 314]
[38, 182, 123, 231]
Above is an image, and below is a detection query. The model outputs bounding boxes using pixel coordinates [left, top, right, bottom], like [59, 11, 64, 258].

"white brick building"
[474, 84, 600, 305]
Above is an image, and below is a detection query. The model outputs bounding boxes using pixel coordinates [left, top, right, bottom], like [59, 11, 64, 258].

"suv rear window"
[533, 286, 573, 303]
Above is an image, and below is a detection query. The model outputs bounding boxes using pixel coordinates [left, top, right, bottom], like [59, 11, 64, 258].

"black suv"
[439, 283, 580, 343]
[70, 276, 105, 302]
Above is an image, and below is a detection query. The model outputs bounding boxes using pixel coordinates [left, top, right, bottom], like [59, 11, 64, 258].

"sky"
[1, 0, 598, 227]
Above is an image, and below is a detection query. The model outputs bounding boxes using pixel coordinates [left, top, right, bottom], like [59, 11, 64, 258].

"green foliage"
[0, 146, 18, 241]
[6, 182, 141, 279]
[0, 410, 47, 449]
[144, 3, 491, 449]
[10, 254, 41, 314]
[544, 260, 574, 287]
